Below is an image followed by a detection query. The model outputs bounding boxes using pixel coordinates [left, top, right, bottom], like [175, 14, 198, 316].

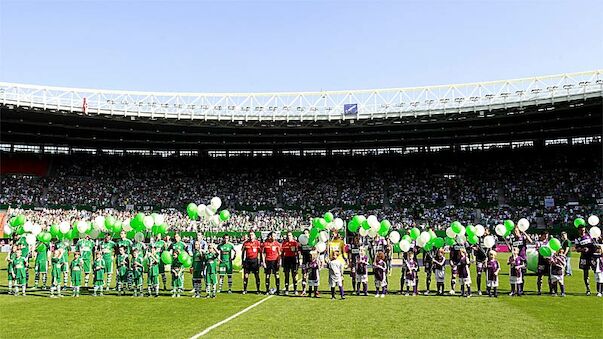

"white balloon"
[23, 221, 33, 233]
[198, 204, 207, 219]
[59, 221, 70, 234]
[367, 215, 378, 225]
[25, 233, 36, 246]
[315, 242, 327, 253]
[517, 218, 530, 232]
[94, 216, 105, 230]
[319, 231, 329, 243]
[210, 215, 221, 227]
[458, 225, 466, 236]
[134, 232, 145, 243]
[483, 235, 496, 249]
[334, 218, 344, 230]
[4, 224, 13, 235]
[400, 239, 411, 252]
[359, 227, 369, 237]
[588, 215, 600, 226]
[589, 226, 601, 239]
[475, 225, 485, 237]
[89, 228, 100, 239]
[122, 219, 132, 232]
[495, 224, 506, 237]
[77, 221, 88, 234]
[416, 237, 426, 248]
[298, 234, 309, 245]
[210, 197, 222, 210]
[455, 234, 467, 245]
[31, 223, 42, 236]
[143, 216, 154, 229]
[153, 214, 165, 226]
[445, 227, 455, 238]
[419, 231, 431, 244]
[368, 229, 378, 238]
[389, 231, 401, 244]
[205, 206, 215, 217]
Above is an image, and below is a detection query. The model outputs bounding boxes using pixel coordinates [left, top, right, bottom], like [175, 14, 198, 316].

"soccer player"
[262, 232, 281, 295]
[33, 242, 49, 290]
[242, 231, 262, 295]
[171, 233, 187, 253]
[147, 247, 160, 297]
[13, 250, 28, 296]
[486, 250, 500, 297]
[93, 251, 105, 296]
[508, 247, 525, 296]
[458, 248, 472, 297]
[153, 234, 169, 290]
[6, 245, 16, 295]
[355, 247, 369, 296]
[192, 241, 205, 298]
[116, 246, 130, 295]
[132, 248, 144, 297]
[536, 232, 552, 295]
[433, 248, 446, 296]
[448, 239, 462, 295]
[373, 251, 387, 298]
[50, 249, 63, 298]
[404, 251, 418, 296]
[217, 234, 236, 294]
[575, 225, 596, 295]
[100, 233, 116, 290]
[509, 227, 533, 295]
[76, 234, 94, 287]
[594, 246, 603, 297]
[171, 250, 184, 297]
[281, 232, 301, 295]
[56, 239, 70, 288]
[347, 235, 361, 294]
[473, 229, 490, 295]
[70, 251, 83, 297]
[550, 248, 566, 297]
[298, 229, 313, 296]
[117, 231, 134, 290]
[205, 244, 219, 298]
[307, 251, 320, 298]
[328, 250, 345, 300]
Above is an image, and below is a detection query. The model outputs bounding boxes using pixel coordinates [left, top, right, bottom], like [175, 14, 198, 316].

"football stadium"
[1, 1, 602, 339]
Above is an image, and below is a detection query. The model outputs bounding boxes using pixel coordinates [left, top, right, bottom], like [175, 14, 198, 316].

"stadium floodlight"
[255, 106, 263, 111]
[242, 106, 250, 111]
[515, 90, 525, 96]
[283, 106, 290, 111]
[201, 105, 209, 109]
[439, 98, 449, 103]
[578, 81, 590, 87]
[470, 96, 479, 102]
[326, 107, 332, 111]
[546, 86, 558, 92]
[454, 98, 464, 103]
[310, 107, 318, 111]
[484, 94, 494, 99]
[214, 106, 222, 110]
[500, 92, 510, 98]
[562, 84, 574, 90]
[425, 99, 434, 105]
[297, 107, 304, 111]
[596, 79, 603, 85]
[531, 88, 542, 94]
[228, 105, 235, 110]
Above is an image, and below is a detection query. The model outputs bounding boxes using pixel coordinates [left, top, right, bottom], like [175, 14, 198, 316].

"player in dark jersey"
[423, 246, 435, 295]
[536, 231, 552, 295]
[299, 229, 313, 296]
[347, 235, 361, 294]
[449, 240, 463, 295]
[262, 232, 281, 295]
[242, 231, 262, 294]
[473, 229, 490, 295]
[281, 232, 301, 295]
[575, 226, 597, 295]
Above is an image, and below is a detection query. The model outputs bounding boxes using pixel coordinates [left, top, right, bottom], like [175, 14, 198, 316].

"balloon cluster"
[297, 212, 343, 254]
[160, 250, 191, 268]
[392, 227, 443, 253]
[186, 197, 231, 227]
[5, 215, 48, 246]
[347, 215, 391, 238]
[574, 216, 601, 239]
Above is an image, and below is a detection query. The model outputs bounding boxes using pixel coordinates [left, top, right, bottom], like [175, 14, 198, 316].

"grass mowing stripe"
[190, 295, 274, 338]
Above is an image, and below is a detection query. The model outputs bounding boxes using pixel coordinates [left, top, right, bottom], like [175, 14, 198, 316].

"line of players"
[5, 225, 603, 298]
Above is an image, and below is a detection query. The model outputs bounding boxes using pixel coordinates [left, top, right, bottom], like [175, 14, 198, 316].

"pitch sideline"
[190, 295, 275, 338]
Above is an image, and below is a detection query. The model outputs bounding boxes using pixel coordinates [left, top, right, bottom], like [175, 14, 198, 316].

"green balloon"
[178, 252, 191, 264]
[105, 215, 116, 230]
[466, 225, 476, 237]
[429, 230, 437, 240]
[112, 221, 123, 234]
[9, 217, 17, 227]
[433, 237, 445, 248]
[323, 212, 334, 223]
[219, 210, 231, 222]
[451, 221, 462, 234]
[16, 226, 25, 235]
[161, 251, 173, 265]
[393, 242, 402, 253]
[126, 230, 136, 239]
[378, 220, 391, 237]
[187, 203, 198, 220]
[574, 218, 586, 228]
[402, 235, 412, 242]
[409, 227, 420, 240]
[42, 232, 52, 243]
[445, 237, 456, 246]
[36, 243, 48, 252]
[50, 224, 60, 237]
[423, 242, 433, 251]
[467, 234, 479, 245]
[65, 228, 78, 240]
[182, 256, 193, 268]
[527, 249, 539, 272]
[133, 213, 145, 231]
[504, 220, 515, 232]
[14, 215, 26, 227]
[361, 220, 371, 230]
[158, 223, 168, 235]
[309, 227, 319, 240]
[548, 238, 561, 251]
[352, 216, 364, 226]
[347, 219, 360, 233]
[539, 245, 553, 258]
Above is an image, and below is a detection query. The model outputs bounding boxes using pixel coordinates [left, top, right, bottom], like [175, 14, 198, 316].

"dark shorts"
[282, 257, 298, 271]
[579, 257, 593, 270]
[243, 258, 260, 273]
[476, 261, 487, 274]
[537, 264, 550, 275]
[265, 260, 279, 275]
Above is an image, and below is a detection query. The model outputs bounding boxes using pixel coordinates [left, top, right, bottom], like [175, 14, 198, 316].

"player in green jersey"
[100, 233, 116, 289]
[116, 246, 130, 295]
[70, 252, 83, 297]
[6, 245, 16, 294]
[76, 235, 95, 287]
[147, 247, 160, 297]
[131, 248, 144, 296]
[93, 251, 105, 296]
[171, 250, 184, 297]
[154, 234, 170, 290]
[50, 249, 63, 298]
[54, 240, 70, 288]
[205, 244, 219, 298]
[218, 234, 236, 293]
[192, 241, 206, 298]
[34, 242, 49, 289]
[13, 250, 28, 296]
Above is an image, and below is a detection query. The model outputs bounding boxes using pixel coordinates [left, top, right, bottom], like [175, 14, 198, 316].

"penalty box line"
[190, 295, 275, 338]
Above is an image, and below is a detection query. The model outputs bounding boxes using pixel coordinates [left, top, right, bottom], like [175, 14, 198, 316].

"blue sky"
[1, 0, 601, 92]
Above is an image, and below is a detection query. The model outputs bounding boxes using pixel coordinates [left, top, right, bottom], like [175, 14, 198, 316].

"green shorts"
[206, 273, 217, 285]
[71, 271, 82, 286]
[219, 262, 233, 275]
[82, 259, 92, 273]
[103, 256, 114, 273]
[35, 260, 48, 273]
[148, 273, 159, 286]
[16, 270, 27, 285]
[61, 261, 69, 273]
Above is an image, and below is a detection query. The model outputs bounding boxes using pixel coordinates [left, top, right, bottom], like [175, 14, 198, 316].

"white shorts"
[375, 279, 387, 287]
[510, 276, 523, 284]
[459, 277, 472, 285]
[308, 280, 319, 287]
[329, 278, 342, 288]
[595, 272, 603, 283]
[551, 275, 564, 283]
[486, 279, 499, 288]
[356, 274, 368, 283]
[405, 279, 415, 287]
[435, 269, 445, 283]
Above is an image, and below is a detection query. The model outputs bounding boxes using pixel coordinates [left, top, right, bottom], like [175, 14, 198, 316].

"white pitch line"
[190, 295, 274, 338]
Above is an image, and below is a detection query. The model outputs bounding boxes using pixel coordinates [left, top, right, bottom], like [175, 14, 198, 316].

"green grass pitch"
[0, 252, 601, 338]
